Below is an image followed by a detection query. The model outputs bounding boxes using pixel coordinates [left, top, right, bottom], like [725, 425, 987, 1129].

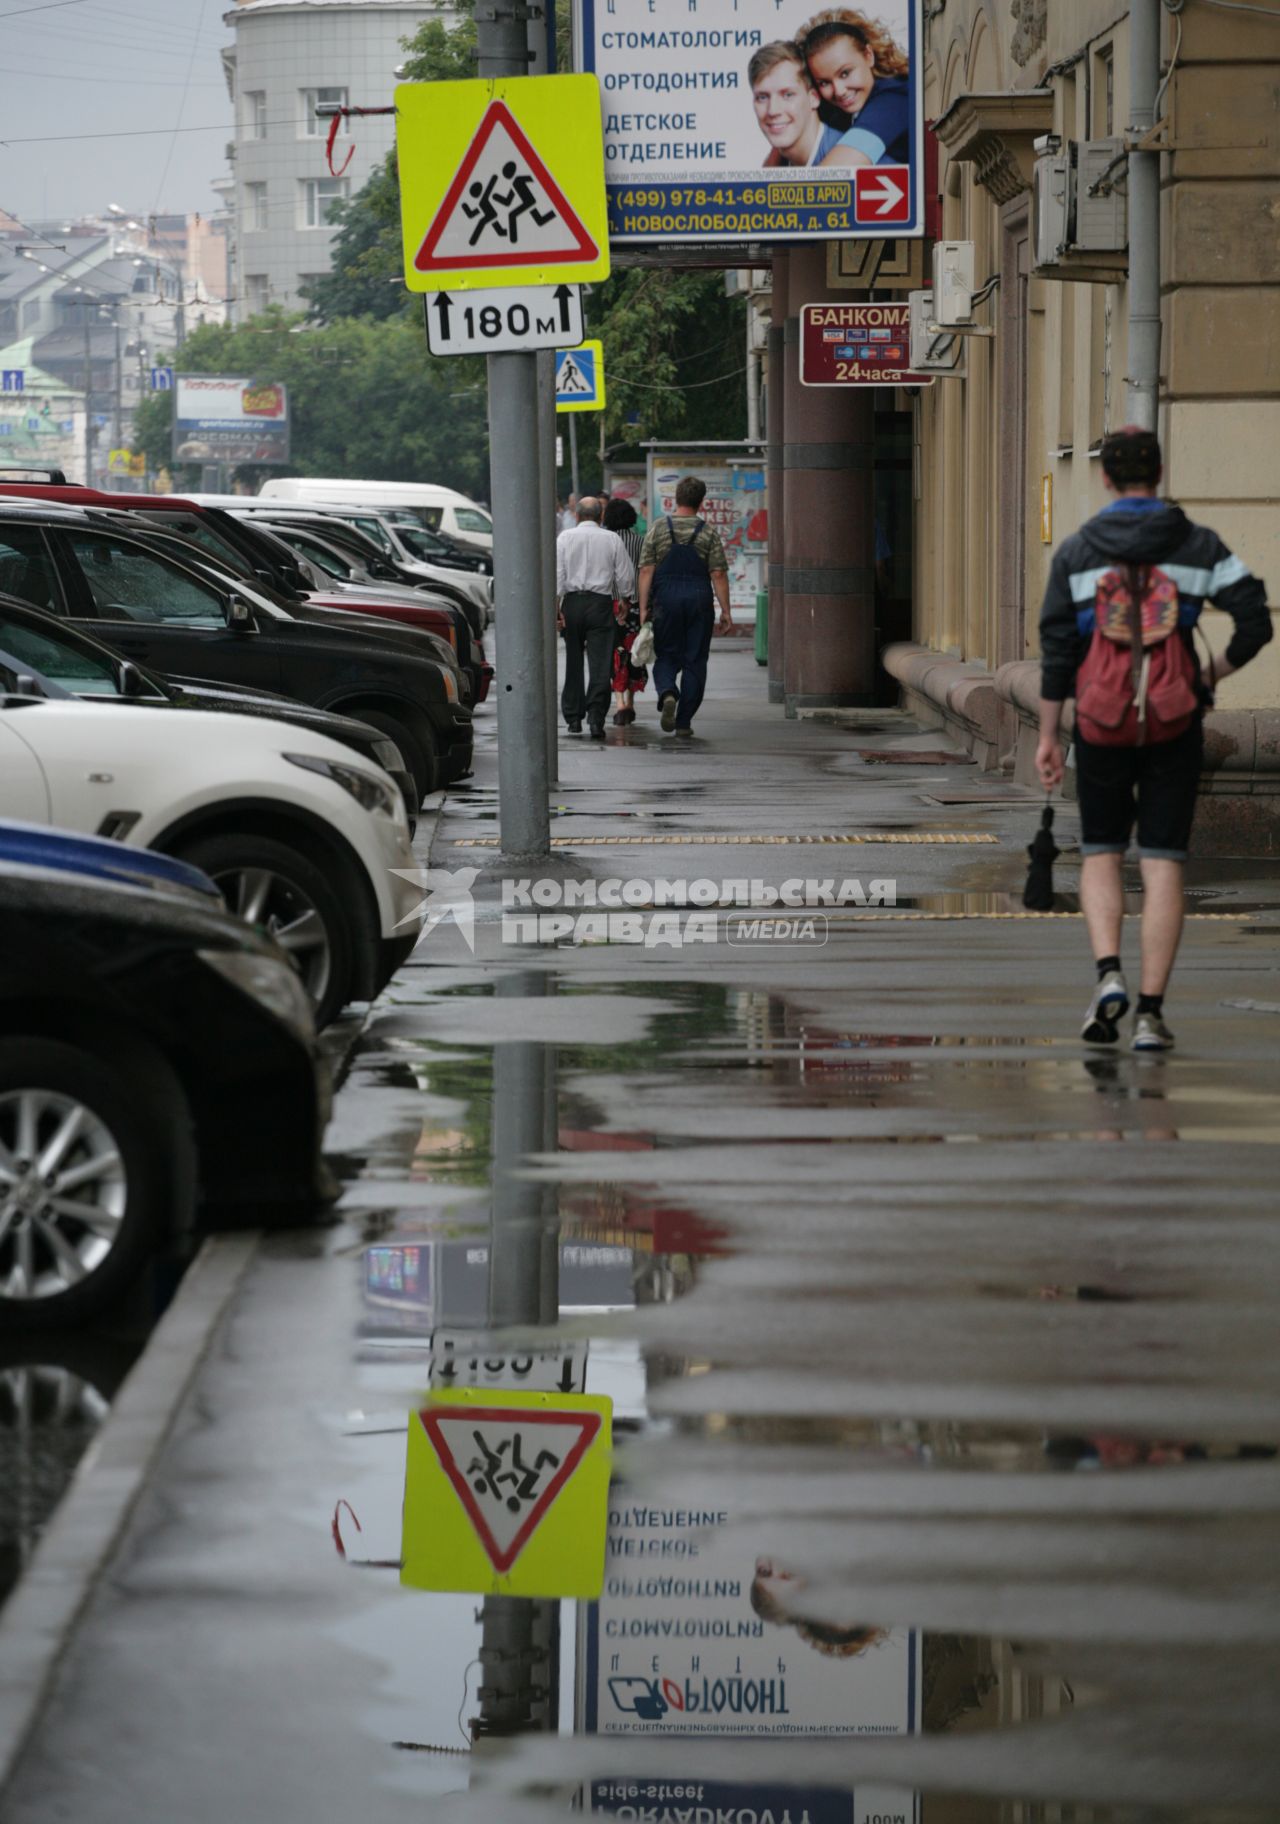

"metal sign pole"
[536, 349, 559, 782]
[479, 6, 551, 863]
[568, 412, 581, 504]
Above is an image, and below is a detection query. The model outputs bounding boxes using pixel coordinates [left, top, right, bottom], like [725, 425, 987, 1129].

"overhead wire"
[0, 0, 95, 17]
[149, 0, 211, 220]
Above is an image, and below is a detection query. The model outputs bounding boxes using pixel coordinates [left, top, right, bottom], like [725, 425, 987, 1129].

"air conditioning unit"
[931, 240, 975, 328]
[1033, 134, 1128, 277]
[1075, 136, 1127, 252]
[908, 290, 964, 374]
[1033, 136, 1072, 266]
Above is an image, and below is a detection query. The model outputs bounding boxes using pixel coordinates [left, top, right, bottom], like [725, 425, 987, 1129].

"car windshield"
[394, 526, 444, 562]
[0, 614, 122, 695]
[453, 508, 492, 534]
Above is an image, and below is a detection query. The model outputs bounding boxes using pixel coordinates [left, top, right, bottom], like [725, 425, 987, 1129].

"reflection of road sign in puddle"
[402, 1388, 611, 1595]
[414, 101, 597, 273]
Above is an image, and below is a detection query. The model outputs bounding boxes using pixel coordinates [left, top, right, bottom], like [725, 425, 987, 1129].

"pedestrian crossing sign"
[401, 1388, 613, 1597]
[556, 340, 605, 413]
[397, 76, 611, 293]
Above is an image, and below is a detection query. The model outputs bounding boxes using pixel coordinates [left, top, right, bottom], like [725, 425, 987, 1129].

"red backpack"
[1075, 563, 1199, 746]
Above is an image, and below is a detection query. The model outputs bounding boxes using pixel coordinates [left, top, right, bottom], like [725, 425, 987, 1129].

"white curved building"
[220, 0, 441, 319]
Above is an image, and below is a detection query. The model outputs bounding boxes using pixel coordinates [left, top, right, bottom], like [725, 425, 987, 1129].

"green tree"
[134, 309, 488, 494]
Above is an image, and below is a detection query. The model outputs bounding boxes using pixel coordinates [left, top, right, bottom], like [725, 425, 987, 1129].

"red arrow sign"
[854, 165, 911, 224]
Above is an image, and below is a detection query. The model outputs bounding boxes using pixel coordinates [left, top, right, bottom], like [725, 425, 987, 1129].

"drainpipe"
[1125, 0, 1161, 429]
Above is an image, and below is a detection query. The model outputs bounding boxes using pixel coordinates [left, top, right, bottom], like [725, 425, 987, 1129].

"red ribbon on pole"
[326, 110, 355, 178]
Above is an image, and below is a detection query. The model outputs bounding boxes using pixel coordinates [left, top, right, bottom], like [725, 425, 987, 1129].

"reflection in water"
[0, 1336, 143, 1611]
[330, 976, 1280, 1818]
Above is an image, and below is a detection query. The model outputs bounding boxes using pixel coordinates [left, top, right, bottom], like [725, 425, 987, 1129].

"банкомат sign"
[576, 0, 923, 244]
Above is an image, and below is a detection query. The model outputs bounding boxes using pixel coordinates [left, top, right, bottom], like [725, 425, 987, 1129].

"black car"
[0, 865, 322, 1328]
[0, 596, 420, 831]
[0, 502, 472, 803]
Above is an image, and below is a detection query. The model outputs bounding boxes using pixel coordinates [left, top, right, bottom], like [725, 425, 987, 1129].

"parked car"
[255, 477, 494, 552]
[0, 597, 420, 832]
[0, 682, 426, 1025]
[382, 512, 491, 575]
[0, 486, 481, 704]
[0, 815, 219, 904]
[0, 500, 472, 803]
[0, 863, 323, 1327]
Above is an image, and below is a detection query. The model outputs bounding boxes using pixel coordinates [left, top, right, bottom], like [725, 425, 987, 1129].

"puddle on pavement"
[306, 975, 1280, 1821]
[0, 1332, 144, 1612]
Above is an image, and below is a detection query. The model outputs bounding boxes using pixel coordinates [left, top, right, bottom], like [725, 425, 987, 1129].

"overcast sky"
[0, 0, 234, 226]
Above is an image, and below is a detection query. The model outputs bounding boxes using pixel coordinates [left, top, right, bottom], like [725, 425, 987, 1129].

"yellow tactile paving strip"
[455, 832, 1001, 847]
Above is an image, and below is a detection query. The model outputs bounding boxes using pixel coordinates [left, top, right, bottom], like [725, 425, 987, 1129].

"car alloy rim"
[214, 865, 332, 1007]
[0, 1091, 127, 1302]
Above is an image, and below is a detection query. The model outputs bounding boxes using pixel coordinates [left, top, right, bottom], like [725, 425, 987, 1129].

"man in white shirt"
[556, 495, 636, 738]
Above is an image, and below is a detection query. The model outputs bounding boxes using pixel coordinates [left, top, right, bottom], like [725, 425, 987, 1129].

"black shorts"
[1074, 717, 1203, 861]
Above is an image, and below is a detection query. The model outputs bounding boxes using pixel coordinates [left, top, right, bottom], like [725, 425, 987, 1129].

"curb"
[0, 1230, 259, 1795]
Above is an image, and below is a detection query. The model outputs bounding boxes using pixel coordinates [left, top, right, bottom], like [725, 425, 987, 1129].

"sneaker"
[1081, 970, 1129, 1044]
[674, 726, 693, 739]
[659, 693, 678, 733]
[1132, 1011, 1175, 1052]
[566, 720, 582, 736]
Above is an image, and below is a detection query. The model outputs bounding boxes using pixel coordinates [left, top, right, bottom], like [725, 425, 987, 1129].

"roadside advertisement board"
[172, 375, 290, 465]
[800, 302, 933, 387]
[647, 454, 767, 610]
[577, 0, 923, 245]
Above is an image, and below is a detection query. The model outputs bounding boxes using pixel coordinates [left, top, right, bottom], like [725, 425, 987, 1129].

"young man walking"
[1036, 426, 1271, 1051]
[556, 495, 635, 739]
[637, 476, 734, 737]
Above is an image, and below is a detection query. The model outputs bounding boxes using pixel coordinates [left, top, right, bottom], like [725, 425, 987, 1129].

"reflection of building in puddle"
[360, 1237, 637, 1335]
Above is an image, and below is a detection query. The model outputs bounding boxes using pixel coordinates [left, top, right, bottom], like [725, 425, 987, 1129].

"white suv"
[0, 693, 424, 1025]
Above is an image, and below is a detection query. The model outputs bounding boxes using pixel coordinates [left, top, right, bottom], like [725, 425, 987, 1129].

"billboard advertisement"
[172, 374, 290, 465]
[577, 0, 923, 245]
[647, 454, 767, 610]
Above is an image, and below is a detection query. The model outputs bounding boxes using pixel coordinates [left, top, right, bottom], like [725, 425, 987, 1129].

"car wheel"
[172, 833, 354, 1026]
[350, 709, 439, 805]
[0, 1040, 185, 1329]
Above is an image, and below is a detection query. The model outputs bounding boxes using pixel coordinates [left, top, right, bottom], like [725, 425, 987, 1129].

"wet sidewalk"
[3, 645, 1280, 1822]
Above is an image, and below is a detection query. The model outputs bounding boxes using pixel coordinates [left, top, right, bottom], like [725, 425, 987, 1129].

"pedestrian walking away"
[556, 495, 637, 740]
[603, 496, 648, 726]
[1036, 426, 1271, 1052]
[637, 476, 734, 737]
[559, 494, 579, 535]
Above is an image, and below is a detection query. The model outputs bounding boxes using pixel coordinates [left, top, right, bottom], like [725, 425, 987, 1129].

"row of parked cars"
[0, 476, 490, 1331]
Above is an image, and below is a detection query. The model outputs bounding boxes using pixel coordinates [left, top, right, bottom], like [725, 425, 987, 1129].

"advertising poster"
[582, 1504, 918, 1819]
[172, 374, 290, 465]
[648, 456, 767, 610]
[578, 0, 923, 244]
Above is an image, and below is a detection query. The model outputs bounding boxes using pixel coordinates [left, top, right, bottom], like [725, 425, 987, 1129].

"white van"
[256, 478, 493, 551]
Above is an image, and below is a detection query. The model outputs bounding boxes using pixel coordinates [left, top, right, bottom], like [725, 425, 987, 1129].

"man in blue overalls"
[637, 476, 735, 736]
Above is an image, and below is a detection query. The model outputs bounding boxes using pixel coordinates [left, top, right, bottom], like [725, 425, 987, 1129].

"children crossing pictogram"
[414, 100, 598, 274]
[402, 1390, 613, 1593]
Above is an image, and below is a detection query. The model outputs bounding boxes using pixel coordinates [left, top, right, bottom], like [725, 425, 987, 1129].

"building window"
[301, 86, 348, 136]
[300, 177, 349, 228]
[244, 273, 270, 316]
[245, 182, 268, 231]
[1094, 46, 1115, 137]
[244, 90, 267, 139]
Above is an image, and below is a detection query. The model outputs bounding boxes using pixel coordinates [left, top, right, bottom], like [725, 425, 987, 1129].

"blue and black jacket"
[1038, 500, 1271, 702]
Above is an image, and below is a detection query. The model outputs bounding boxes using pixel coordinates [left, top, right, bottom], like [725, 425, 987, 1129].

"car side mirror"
[228, 592, 255, 630]
[118, 659, 146, 697]
[14, 672, 45, 698]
